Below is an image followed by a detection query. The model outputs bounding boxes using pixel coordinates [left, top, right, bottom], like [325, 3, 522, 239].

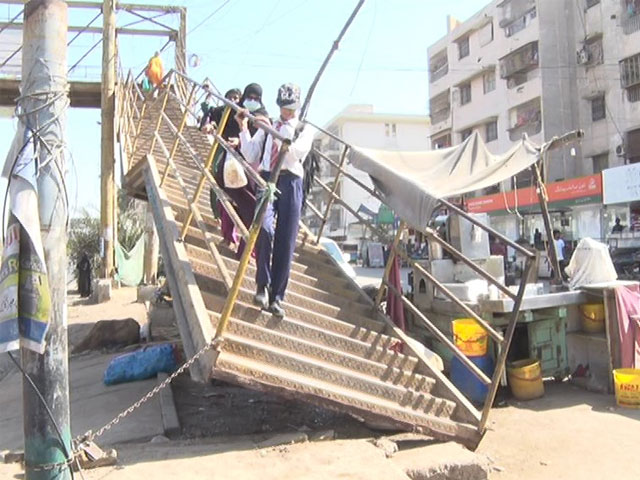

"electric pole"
[20, 0, 71, 478]
[100, 0, 116, 278]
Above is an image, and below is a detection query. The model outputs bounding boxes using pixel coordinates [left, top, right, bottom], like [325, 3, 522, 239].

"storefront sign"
[467, 174, 602, 214]
[603, 163, 640, 205]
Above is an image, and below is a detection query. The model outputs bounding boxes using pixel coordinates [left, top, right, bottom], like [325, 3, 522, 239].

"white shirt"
[554, 238, 565, 261]
[239, 116, 313, 178]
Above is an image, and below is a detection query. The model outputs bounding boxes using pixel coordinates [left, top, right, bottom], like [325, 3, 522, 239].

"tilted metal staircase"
[116, 70, 532, 449]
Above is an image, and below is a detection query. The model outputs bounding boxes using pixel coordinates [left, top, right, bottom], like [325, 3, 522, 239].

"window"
[592, 153, 608, 174]
[591, 95, 606, 121]
[429, 91, 451, 124]
[586, 0, 600, 8]
[460, 83, 472, 105]
[485, 120, 498, 142]
[621, 53, 640, 89]
[385, 123, 397, 138]
[483, 71, 496, 93]
[629, 84, 640, 103]
[461, 128, 473, 141]
[622, 0, 640, 34]
[458, 36, 470, 59]
[479, 22, 494, 47]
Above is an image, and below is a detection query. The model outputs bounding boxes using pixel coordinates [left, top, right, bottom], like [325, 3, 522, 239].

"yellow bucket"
[581, 303, 605, 334]
[613, 369, 640, 408]
[452, 319, 488, 357]
[507, 358, 545, 401]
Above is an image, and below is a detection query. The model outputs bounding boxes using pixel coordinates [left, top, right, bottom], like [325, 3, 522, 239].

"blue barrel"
[450, 354, 495, 405]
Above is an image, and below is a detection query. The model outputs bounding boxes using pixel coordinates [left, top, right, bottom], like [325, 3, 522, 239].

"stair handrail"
[306, 117, 536, 435]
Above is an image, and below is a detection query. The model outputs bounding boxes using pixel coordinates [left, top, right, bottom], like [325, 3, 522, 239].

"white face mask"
[243, 99, 261, 112]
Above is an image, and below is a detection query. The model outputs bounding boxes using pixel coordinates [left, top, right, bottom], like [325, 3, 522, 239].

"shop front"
[466, 174, 604, 247]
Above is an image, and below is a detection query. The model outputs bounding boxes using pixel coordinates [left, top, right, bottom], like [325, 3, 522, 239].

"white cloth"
[554, 238, 565, 261]
[565, 238, 618, 290]
[349, 131, 540, 227]
[239, 117, 313, 178]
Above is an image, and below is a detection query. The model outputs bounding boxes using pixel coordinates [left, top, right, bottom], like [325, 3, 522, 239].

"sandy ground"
[479, 382, 640, 479]
[3, 287, 640, 479]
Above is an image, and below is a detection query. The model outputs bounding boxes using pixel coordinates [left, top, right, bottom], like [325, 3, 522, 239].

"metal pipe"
[439, 198, 534, 257]
[213, 143, 292, 339]
[316, 145, 350, 243]
[313, 147, 381, 199]
[148, 77, 173, 154]
[100, 0, 116, 279]
[384, 282, 491, 386]
[179, 105, 232, 238]
[160, 83, 198, 186]
[394, 246, 504, 344]
[157, 109, 249, 239]
[425, 229, 517, 301]
[479, 256, 534, 431]
[153, 131, 233, 289]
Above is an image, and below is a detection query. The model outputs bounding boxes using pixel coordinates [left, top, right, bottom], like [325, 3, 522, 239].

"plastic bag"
[103, 343, 178, 385]
[141, 77, 152, 92]
[223, 155, 248, 189]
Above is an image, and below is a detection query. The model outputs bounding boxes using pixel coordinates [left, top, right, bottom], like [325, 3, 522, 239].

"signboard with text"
[467, 174, 602, 214]
[603, 164, 640, 205]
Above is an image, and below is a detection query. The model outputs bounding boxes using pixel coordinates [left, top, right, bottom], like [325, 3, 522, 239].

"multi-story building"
[308, 104, 430, 244]
[427, 0, 640, 241]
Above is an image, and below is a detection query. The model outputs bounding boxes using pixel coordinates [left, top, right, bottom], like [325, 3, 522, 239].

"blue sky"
[0, 0, 483, 216]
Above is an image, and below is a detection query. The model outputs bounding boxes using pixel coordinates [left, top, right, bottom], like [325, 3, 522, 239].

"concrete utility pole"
[100, 0, 116, 278]
[20, 0, 71, 479]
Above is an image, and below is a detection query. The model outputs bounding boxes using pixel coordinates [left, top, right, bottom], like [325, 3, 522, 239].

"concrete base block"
[137, 285, 158, 303]
[392, 442, 490, 480]
[91, 279, 112, 304]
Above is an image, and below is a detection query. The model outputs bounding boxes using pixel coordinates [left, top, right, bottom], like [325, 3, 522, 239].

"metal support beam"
[316, 145, 349, 243]
[374, 222, 405, 308]
[100, 0, 116, 279]
[20, 0, 71, 478]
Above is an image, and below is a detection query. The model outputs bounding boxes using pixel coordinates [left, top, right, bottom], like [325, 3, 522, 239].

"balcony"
[508, 99, 541, 141]
[429, 90, 451, 125]
[429, 51, 449, 83]
[498, 0, 536, 27]
[500, 41, 538, 79]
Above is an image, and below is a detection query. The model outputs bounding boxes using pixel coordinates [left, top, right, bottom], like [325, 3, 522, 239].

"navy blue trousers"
[256, 171, 303, 303]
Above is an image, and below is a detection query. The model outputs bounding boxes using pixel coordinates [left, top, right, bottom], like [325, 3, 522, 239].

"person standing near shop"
[238, 83, 312, 317]
[553, 229, 567, 279]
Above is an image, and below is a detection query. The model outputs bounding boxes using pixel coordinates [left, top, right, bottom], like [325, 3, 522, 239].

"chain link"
[75, 338, 219, 444]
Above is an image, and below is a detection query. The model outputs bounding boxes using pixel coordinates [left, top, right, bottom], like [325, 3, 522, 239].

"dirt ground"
[2, 287, 640, 479]
[480, 381, 640, 479]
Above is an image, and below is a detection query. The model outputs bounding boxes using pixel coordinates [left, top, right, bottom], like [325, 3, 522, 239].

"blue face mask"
[243, 99, 261, 112]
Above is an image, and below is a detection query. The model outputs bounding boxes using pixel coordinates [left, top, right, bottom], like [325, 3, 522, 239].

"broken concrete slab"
[372, 437, 399, 458]
[0, 353, 164, 451]
[158, 373, 180, 437]
[92, 279, 112, 303]
[392, 442, 490, 480]
[256, 432, 308, 449]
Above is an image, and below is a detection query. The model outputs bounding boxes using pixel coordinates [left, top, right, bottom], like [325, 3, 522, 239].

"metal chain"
[75, 338, 218, 444]
[28, 456, 74, 472]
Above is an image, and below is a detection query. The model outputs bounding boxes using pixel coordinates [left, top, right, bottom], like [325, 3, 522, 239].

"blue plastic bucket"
[450, 354, 495, 404]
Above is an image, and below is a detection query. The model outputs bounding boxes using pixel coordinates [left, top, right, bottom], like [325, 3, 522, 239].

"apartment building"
[427, 0, 640, 186]
[308, 105, 430, 242]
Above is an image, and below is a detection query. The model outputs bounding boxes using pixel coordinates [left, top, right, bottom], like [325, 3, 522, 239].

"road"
[354, 266, 412, 293]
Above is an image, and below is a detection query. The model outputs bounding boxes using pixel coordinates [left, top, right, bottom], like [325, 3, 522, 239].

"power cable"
[188, 0, 232, 35]
[350, 0, 377, 95]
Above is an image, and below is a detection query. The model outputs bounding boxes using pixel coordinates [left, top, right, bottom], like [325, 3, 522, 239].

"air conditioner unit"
[577, 48, 591, 65]
[616, 144, 626, 157]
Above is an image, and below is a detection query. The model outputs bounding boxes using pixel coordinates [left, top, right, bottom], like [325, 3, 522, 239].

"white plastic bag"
[223, 156, 248, 189]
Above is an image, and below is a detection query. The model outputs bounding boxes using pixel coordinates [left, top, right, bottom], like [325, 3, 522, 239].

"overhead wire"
[188, 0, 232, 35]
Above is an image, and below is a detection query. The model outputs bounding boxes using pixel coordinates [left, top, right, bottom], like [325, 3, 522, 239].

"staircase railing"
[116, 68, 534, 436]
[304, 120, 536, 433]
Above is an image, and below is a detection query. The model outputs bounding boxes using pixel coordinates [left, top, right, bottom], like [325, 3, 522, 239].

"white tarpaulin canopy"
[350, 131, 540, 227]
